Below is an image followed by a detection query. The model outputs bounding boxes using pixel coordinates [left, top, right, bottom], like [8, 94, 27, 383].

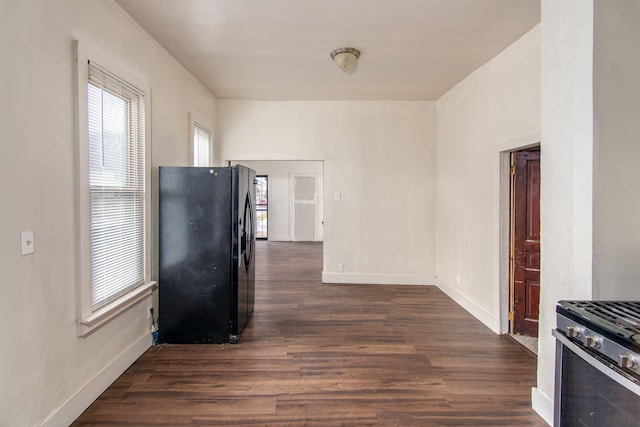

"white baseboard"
[263, 236, 323, 242]
[263, 235, 290, 242]
[321, 271, 435, 286]
[433, 278, 498, 332]
[41, 333, 151, 427]
[531, 386, 553, 426]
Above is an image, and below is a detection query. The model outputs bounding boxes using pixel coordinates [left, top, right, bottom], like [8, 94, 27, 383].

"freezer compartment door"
[159, 167, 233, 344]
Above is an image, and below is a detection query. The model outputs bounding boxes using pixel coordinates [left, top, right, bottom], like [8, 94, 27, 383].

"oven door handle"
[553, 329, 640, 394]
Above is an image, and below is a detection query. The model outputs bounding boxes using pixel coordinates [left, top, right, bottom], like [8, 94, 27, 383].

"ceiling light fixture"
[330, 47, 361, 71]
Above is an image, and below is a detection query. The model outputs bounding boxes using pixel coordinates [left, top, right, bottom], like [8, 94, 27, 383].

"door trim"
[499, 151, 512, 334]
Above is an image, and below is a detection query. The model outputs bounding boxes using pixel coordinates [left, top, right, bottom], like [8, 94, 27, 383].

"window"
[75, 41, 154, 336]
[255, 176, 268, 239]
[87, 63, 145, 308]
[190, 114, 213, 166]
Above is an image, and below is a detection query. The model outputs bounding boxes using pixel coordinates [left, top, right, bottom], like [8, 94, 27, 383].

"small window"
[75, 41, 154, 336]
[255, 176, 268, 239]
[191, 116, 213, 166]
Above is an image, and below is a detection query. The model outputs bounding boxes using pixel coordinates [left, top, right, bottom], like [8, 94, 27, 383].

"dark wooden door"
[511, 149, 541, 337]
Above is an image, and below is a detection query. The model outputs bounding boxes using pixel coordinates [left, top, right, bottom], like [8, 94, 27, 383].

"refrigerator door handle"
[242, 193, 254, 272]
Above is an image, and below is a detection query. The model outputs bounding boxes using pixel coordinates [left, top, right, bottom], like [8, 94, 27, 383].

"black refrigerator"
[158, 165, 256, 344]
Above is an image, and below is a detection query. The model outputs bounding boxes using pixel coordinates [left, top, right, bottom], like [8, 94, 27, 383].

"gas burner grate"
[559, 301, 640, 337]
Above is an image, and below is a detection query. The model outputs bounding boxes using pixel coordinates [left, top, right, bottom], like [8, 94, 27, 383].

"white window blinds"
[87, 61, 146, 310]
[193, 122, 212, 166]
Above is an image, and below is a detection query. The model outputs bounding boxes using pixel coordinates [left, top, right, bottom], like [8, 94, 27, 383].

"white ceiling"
[115, 0, 540, 101]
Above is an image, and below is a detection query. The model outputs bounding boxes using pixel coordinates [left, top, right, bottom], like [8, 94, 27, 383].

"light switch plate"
[21, 231, 35, 255]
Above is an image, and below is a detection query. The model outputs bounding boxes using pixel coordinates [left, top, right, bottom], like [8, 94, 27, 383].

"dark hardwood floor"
[72, 241, 547, 426]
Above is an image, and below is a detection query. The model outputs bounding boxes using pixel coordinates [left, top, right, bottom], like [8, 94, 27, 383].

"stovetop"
[557, 300, 640, 349]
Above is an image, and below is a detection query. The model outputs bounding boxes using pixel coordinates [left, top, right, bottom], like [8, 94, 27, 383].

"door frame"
[498, 139, 541, 335]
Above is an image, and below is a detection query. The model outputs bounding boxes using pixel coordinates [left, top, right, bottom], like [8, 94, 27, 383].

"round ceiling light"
[330, 47, 361, 70]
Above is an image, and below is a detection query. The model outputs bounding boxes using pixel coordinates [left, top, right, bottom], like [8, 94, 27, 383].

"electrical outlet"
[21, 231, 35, 255]
[337, 263, 344, 272]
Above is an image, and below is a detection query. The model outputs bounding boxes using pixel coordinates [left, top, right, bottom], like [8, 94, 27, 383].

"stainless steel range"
[553, 301, 640, 426]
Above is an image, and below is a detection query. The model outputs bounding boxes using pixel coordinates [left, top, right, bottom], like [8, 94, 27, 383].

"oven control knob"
[566, 326, 580, 338]
[618, 354, 636, 369]
[584, 335, 601, 349]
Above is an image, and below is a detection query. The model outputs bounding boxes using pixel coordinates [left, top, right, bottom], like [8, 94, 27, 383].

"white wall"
[592, 1, 640, 301]
[0, 1, 215, 425]
[435, 26, 541, 330]
[535, 1, 595, 423]
[218, 101, 436, 285]
[231, 160, 324, 242]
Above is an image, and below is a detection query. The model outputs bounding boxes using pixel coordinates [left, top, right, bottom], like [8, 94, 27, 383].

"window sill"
[78, 281, 157, 337]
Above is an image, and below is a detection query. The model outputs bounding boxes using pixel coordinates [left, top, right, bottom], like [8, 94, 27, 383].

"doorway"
[228, 160, 323, 242]
[509, 147, 541, 339]
[291, 174, 318, 241]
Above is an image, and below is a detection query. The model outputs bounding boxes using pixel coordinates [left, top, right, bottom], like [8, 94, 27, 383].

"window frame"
[255, 175, 268, 240]
[74, 40, 155, 337]
[189, 112, 213, 167]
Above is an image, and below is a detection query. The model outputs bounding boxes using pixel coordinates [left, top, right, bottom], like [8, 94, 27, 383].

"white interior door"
[291, 174, 317, 241]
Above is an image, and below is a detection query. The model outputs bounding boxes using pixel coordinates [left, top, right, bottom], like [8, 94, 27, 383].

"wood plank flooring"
[72, 241, 547, 426]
